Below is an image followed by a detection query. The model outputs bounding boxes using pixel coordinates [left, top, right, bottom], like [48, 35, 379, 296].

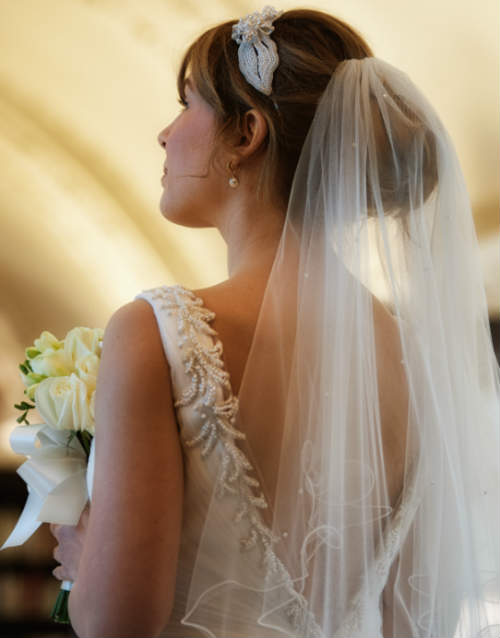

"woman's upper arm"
[69, 299, 184, 637]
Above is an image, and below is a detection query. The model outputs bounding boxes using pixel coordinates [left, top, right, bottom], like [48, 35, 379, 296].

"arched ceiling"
[0, 0, 498, 466]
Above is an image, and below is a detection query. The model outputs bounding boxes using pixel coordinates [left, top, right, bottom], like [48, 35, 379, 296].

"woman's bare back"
[191, 281, 260, 398]
[191, 280, 409, 511]
[191, 280, 409, 637]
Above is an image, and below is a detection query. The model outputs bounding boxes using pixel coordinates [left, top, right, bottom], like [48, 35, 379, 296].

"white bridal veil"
[180, 57, 500, 637]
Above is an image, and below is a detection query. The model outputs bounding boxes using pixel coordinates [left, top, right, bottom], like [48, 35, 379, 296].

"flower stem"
[76, 430, 92, 458]
[51, 580, 72, 624]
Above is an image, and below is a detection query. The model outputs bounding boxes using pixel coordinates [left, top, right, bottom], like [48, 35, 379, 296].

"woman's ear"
[235, 108, 269, 161]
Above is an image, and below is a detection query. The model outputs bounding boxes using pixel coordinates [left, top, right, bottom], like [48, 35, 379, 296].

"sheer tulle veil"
[180, 57, 500, 637]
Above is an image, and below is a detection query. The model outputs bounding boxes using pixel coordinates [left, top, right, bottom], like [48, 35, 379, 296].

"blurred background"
[0, 0, 498, 635]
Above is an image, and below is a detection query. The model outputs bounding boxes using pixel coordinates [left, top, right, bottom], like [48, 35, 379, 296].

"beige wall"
[0, 0, 498, 465]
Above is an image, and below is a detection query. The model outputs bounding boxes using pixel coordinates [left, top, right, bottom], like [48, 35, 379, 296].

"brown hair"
[177, 9, 373, 209]
[177, 9, 437, 215]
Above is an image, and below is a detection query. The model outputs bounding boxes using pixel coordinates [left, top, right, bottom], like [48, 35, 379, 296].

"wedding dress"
[85, 273, 498, 637]
[132, 284, 421, 637]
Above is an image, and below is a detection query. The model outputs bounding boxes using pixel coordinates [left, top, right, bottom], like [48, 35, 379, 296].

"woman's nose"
[157, 126, 169, 149]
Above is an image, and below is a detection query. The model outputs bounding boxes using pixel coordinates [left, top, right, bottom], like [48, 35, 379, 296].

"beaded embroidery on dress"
[128, 283, 421, 637]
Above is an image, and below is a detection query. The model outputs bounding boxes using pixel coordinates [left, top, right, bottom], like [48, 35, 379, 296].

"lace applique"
[333, 465, 421, 636]
[374, 481, 419, 580]
[145, 284, 323, 636]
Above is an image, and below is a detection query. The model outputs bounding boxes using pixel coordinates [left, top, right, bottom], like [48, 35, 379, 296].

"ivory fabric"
[131, 284, 419, 637]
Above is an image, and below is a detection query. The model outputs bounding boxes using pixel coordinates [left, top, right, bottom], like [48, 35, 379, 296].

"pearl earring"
[227, 161, 239, 188]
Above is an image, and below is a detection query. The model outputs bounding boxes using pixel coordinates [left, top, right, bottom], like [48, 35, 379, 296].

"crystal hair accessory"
[231, 6, 283, 97]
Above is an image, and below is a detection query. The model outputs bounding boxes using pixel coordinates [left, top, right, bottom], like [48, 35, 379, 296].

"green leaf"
[15, 401, 35, 410]
[15, 411, 30, 424]
[27, 373, 46, 384]
[19, 363, 29, 375]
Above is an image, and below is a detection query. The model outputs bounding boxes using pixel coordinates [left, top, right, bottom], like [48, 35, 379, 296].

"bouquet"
[1, 326, 103, 623]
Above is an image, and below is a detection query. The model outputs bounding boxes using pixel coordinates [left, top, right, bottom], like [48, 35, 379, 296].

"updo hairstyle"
[177, 8, 437, 216]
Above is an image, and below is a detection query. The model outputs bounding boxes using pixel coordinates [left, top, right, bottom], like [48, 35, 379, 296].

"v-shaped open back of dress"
[122, 284, 421, 637]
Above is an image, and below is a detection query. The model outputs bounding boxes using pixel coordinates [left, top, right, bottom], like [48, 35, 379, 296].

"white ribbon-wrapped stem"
[1, 423, 89, 550]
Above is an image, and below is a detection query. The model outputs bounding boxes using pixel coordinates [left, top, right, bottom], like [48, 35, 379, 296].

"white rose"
[19, 371, 46, 400]
[88, 390, 96, 435]
[29, 348, 72, 378]
[74, 353, 99, 394]
[32, 330, 64, 355]
[21, 330, 70, 391]
[35, 373, 94, 433]
[64, 327, 104, 370]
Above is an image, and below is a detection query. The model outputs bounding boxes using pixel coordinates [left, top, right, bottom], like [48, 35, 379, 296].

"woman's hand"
[50, 504, 90, 582]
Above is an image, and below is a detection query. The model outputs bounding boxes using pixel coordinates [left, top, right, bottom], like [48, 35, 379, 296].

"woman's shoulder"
[105, 298, 160, 343]
[101, 299, 172, 386]
[103, 298, 179, 373]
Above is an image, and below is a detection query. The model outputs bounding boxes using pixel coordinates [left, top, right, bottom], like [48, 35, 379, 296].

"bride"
[50, 7, 500, 637]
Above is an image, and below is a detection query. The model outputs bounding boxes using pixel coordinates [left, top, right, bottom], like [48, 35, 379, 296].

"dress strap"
[134, 285, 241, 445]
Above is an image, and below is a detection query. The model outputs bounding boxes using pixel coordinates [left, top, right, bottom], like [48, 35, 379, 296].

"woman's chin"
[159, 186, 178, 218]
[159, 201, 212, 229]
[159, 197, 192, 226]
[159, 202, 179, 223]
[159, 194, 178, 222]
